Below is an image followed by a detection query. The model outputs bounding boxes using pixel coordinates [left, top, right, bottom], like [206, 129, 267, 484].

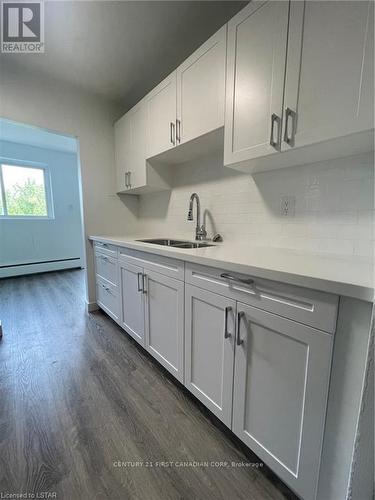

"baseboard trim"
[0, 259, 83, 278]
[87, 301, 99, 313]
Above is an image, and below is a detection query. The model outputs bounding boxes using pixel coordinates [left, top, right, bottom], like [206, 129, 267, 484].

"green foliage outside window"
[5, 179, 48, 216]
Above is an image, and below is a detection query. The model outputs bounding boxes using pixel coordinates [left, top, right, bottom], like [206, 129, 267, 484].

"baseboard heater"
[0, 257, 81, 269]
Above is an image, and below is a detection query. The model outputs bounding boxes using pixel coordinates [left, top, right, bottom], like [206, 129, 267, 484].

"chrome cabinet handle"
[270, 113, 281, 150]
[170, 122, 175, 145]
[142, 273, 147, 294]
[237, 311, 245, 346]
[176, 119, 181, 143]
[137, 272, 143, 292]
[224, 306, 232, 339]
[284, 107, 296, 147]
[127, 171, 131, 188]
[125, 172, 128, 187]
[220, 273, 254, 286]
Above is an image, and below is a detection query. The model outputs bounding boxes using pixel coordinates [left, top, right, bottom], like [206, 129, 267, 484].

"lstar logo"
[1, 1, 44, 53]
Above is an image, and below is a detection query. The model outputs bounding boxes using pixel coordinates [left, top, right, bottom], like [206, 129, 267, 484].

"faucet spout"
[187, 193, 207, 241]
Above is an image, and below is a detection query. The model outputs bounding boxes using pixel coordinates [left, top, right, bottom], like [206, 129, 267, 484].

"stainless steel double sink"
[136, 238, 213, 249]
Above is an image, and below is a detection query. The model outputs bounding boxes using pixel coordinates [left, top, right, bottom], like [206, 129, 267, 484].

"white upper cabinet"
[114, 113, 131, 193]
[224, 1, 290, 165]
[128, 101, 147, 190]
[177, 25, 227, 145]
[146, 72, 177, 158]
[225, 0, 374, 172]
[283, 0, 374, 151]
[114, 100, 147, 193]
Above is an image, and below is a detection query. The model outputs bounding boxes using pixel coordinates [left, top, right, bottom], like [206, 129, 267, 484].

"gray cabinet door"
[145, 270, 184, 382]
[232, 302, 333, 500]
[283, 0, 374, 151]
[224, 0, 289, 164]
[185, 284, 236, 427]
[119, 260, 145, 346]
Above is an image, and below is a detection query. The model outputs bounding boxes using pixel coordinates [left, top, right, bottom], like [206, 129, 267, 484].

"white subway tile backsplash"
[137, 152, 374, 258]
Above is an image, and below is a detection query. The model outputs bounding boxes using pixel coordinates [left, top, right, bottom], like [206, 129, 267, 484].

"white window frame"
[0, 158, 54, 220]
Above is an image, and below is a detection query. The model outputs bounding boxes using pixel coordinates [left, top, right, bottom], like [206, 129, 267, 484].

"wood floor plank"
[0, 270, 297, 500]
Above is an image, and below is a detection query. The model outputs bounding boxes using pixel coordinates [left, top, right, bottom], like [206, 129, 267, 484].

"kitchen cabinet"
[94, 241, 339, 500]
[225, 0, 374, 172]
[185, 285, 236, 426]
[283, 0, 374, 151]
[177, 25, 226, 146]
[232, 302, 333, 500]
[118, 248, 185, 379]
[114, 113, 130, 193]
[94, 244, 120, 323]
[115, 100, 170, 194]
[145, 270, 184, 382]
[119, 259, 145, 346]
[114, 101, 147, 193]
[96, 277, 120, 324]
[146, 72, 177, 159]
[224, 1, 289, 164]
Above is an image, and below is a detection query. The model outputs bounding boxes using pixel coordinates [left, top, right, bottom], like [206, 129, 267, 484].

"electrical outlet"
[280, 195, 296, 217]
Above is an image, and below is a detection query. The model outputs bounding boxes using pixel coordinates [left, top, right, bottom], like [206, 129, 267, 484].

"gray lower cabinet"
[95, 246, 336, 500]
[145, 270, 184, 383]
[118, 255, 184, 381]
[185, 284, 236, 427]
[233, 302, 333, 500]
[184, 281, 334, 500]
[119, 259, 145, 346]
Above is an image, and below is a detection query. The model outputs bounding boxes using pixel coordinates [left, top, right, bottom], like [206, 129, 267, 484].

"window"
[0, 163, 53, 218]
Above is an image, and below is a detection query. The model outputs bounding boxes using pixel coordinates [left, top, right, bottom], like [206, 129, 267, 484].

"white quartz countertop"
[89, 235, 374, 302]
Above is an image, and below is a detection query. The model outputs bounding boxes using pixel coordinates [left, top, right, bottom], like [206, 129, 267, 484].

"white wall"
[138, 152, 374, 258]
[0, 61, 138, 304]
[0, 139, 84, 275]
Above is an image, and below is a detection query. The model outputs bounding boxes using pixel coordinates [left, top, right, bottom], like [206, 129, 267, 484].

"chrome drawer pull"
[137, 272, 143, 292]
[170, 122, 175, 145]
[142, 273, 147, 294]
[220, 273, 254, 286]
[284, 107, 296, 147]
[270, 113, 281, 150]
[237, 311, 245, 346]
[224, 306, 232, 339]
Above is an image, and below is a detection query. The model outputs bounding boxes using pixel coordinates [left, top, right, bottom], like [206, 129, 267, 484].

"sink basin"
[137, 238, 213, 248]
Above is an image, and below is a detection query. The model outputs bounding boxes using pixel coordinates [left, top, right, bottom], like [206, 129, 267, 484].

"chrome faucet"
[187, 193, 207, 241]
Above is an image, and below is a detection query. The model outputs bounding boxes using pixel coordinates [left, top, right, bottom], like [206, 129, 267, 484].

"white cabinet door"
[185, 285, 236, 427]
[119, 260, 145, 346]
[232, 303, 333, 500]
[114, 113, 130, 193]
[224, 1, 289, 165]
[144, 270, 184, 382]
[146, 72, 177, 158]
[177, 26, 226, 145]
[128, 101, 147, 190]
[283, 0, 374, 151]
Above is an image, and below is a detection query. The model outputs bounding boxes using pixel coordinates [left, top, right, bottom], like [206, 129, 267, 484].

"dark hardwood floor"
[0, 270, 297, 500]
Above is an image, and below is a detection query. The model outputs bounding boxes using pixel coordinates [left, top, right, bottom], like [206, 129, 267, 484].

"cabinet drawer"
[118, 247, 184, 281]
[185, 263, 338, 333]
[95, 252, 118, 286]
[93, 240, 118, 257]
[96, 277, 119, 322]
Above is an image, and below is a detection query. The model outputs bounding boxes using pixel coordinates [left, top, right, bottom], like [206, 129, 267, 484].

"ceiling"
[0, 1, 247, 113]
[0, 118, 78, 153]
